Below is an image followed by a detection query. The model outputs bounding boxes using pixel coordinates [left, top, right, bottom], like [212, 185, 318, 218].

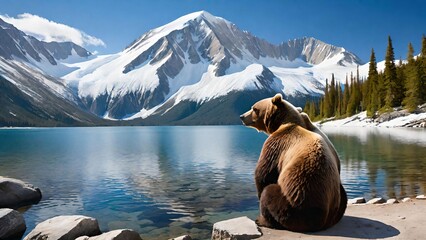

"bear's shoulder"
[271, 123, 322, 142]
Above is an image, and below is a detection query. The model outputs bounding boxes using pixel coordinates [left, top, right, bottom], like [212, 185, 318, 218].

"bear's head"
[240, 93, 305, 134]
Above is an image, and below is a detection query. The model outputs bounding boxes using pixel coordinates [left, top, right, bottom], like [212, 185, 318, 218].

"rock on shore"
[211, 216, 262, 240]
[75, 229, 142, 240]
[0, 177, 42, 208]
[0, 208, 26, 240]
[24, 215, 101, 240]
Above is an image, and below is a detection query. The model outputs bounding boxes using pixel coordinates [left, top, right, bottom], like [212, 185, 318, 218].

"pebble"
[348, 197, 366, 204]
[169, 235, 192, 240]
[416, 194, 425, 200]
[367, 197, 386, 204]
[386, 198, 399, 204]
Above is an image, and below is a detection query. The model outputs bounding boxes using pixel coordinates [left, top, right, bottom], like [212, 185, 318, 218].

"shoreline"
[315, 110, 426, 128]
[259, 198, 426, 239]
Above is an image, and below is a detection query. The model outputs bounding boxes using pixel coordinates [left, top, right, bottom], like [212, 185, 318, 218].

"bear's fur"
[240, 93, 347, 232]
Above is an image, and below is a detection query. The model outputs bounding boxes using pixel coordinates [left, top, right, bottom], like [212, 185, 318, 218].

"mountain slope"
[0, 16, 109, 126]
[0, 57, 107, 127]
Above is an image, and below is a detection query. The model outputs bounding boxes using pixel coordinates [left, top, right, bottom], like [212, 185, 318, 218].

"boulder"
[170, 235, 192, 240]
[367, 197, 386, 204]
[375, 110, 409, 123]
[348, 197, 366, 204]
[416, 194, 426, 200]
[24, 215, 101, 240]
[75, 229, 142, 240]
[0, 177, 42, 208]
[386, 198, 399, 204]
[0, 208, 26, 240]
[212, 216, 262, 240]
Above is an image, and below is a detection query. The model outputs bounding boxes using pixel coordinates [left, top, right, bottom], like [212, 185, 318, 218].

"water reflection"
[322, 127, 426, 199]
[0, 126, 425, 239]
[0, 126, 265, 239]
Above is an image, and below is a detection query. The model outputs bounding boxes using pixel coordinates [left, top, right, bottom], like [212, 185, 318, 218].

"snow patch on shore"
[317, 111, 426, 128]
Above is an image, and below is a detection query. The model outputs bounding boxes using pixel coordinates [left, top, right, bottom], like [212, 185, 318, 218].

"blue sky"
[1, 0, 425, 62]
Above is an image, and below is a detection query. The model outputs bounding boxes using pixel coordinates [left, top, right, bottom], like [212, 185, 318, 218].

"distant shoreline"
[316, 110, 426, 128]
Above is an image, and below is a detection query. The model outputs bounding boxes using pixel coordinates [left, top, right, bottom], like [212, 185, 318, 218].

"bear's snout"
[240, 111, 253, 126]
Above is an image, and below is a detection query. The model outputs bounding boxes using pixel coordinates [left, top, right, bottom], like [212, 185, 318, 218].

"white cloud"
[1, 13, 106, 47]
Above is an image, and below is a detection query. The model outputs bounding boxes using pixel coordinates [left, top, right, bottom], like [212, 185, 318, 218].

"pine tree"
[377, 73, 386, 108]
[304, 100, 311, 116]
[384, 36, 404, 108]
[311, 101, 316, 118]
[403, 43, 421, 112]
[328, 74, 336, 117]
[346, 73, 357, 116]
[356, 66, 363, 112]
[408, 42, 415, 60]
[319, 98, 324, 118]
[420, 35, 426, 102]
[336, 82, 343, 117]
[396, 58, 406, 103]
[342, 75, 350, 116]
[323, 79, 331, 117]
[366, 49, 380, 117]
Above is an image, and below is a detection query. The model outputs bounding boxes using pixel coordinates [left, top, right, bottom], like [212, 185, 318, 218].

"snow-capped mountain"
[0, 18, 105, 126]
[63, 11, 362, 123]
[0, 17, 92, 77]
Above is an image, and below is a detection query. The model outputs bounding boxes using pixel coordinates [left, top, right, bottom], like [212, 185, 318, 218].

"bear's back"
[272, 124, 341, 208]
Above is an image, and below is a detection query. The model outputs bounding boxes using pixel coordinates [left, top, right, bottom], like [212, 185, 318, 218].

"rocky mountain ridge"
[1, 11, 363, 125]
[62, 11, 362, 123]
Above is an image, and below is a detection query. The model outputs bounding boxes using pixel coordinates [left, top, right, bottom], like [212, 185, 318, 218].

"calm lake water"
[0, 126, 425, 239]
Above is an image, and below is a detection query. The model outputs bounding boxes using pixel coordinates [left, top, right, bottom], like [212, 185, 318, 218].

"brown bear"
[240, 93, 347, 232]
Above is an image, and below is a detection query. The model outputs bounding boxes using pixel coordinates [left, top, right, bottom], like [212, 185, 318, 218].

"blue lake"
[0, 126, 425, 239]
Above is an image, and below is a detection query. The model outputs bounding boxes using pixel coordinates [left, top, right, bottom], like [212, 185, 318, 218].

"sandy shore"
[259, 199, 426, 239]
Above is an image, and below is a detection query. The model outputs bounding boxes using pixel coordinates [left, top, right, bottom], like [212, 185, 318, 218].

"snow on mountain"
[0, 57, 74, 102]
[0, 56, 103, 126]
[62, 11, 362, 122]
[358, 58, 406, 79]
[0, 17, 93, 77]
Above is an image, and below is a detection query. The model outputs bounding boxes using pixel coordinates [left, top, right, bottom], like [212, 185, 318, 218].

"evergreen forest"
[304, 36, 426, 120]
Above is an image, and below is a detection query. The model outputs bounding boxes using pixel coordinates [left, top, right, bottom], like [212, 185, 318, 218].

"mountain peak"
[175, 10, 225, 25]
[0, 17, 93, 76]
[156, 10, 223, 31]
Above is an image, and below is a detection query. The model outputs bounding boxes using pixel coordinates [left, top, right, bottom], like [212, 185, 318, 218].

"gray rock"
[402, 197, 412, 203]
[416, 194, 426, 200]
[348, 197, 366, 204]
[367, 197, 386, 204]
[0, 208, 26, 240]
[0, 177, 42, 208]
[24, 215, 101, 240]
[211, 216, 262, 240]
[375, 110, 409, 123]
[170, 235, 192, 240]
[386, 198, 399, 204]
[75, 229, 141, 240]
[76, 237, 90, 240]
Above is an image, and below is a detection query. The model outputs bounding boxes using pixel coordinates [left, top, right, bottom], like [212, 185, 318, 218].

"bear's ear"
[271, 93, 283, 106]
